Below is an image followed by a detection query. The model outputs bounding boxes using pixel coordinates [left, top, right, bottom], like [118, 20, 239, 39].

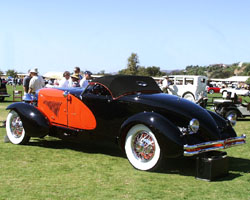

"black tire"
[225, 110, 238, 120]
[222, 90, 227, 97]
[124, 124, 163, 171]
[6, 110, 30, 144]
[209, 89, 214, 94]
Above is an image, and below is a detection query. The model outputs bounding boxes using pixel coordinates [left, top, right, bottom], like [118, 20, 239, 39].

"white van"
[166, 75, 208, 102]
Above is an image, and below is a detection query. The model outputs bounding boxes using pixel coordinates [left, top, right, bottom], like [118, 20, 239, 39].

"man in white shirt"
[58, 71, 71, 88]
[28, 68, 45, 94]
[80, 71, 92, 88]
[161, 76, 173, 93]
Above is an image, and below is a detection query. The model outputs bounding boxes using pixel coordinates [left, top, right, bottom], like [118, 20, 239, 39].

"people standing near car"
[70, 74, 80, 87]
[74, 66, 83, 80]
[23, 69, 32, 94]
[162, 76, 171, 93]
[28, 68, 45, 94]
[80, 71, 92, 88]
[58, 71, 71, 88]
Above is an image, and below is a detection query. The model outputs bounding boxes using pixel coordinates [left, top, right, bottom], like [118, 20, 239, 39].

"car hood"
[129, 93, 227, 140]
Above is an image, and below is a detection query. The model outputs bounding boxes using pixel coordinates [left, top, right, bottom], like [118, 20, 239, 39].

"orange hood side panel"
[68, 94, 96, 130]
[38, 88, 68, 126]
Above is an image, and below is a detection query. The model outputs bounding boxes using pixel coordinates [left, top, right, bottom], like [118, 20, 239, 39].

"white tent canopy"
[43, 72, 64, 80]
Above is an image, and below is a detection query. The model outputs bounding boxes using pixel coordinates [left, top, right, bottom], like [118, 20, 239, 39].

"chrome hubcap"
[132, 131, 155, 162]
[10, 113, 24, 138]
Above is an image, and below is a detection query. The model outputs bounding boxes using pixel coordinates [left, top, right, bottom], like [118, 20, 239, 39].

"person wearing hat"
[74, 66, 83, 80]
[70, 74, 80, 87]
[80, 71, 92, 88]
[28, 68, 45, 94]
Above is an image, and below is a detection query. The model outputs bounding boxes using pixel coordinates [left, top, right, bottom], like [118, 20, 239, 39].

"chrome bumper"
[184, 134, 246, 156]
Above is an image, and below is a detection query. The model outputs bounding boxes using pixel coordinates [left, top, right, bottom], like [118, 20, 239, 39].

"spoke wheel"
[125, 124, 162, 171]
[6, 110, 30, 144]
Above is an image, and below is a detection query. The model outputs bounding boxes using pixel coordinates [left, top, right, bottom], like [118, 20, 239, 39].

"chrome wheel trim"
[131, 130, 155, 162]
[10, 112, 24, 138]
[125, 124, 161, 171]
[6, 111, 26, 144]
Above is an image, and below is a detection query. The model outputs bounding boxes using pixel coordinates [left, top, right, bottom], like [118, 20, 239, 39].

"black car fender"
[6, 102, 50, 137]
[119, 112, 183, 158]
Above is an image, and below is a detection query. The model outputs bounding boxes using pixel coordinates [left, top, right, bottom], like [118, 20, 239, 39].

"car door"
[67, 93, 96, 130]
[38, 88, 68, 127]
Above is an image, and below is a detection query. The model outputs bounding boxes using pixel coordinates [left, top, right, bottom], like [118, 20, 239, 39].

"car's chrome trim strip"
[184, 134, 246, 156]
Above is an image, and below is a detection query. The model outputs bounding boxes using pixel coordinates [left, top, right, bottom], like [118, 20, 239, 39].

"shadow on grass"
[27, 137, 249, 180]
[237, 118, 250, 121]
[29, 137, 125, 158]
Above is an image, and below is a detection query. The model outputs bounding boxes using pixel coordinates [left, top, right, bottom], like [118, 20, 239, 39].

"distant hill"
[162, 62, 250, 78]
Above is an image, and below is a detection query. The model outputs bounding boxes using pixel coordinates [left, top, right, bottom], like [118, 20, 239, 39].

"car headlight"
[189, 119, 199, 133]
[227, 113, 237, 126]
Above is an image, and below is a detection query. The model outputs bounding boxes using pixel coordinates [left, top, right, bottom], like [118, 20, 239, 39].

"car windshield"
[84, 84, 111, 96]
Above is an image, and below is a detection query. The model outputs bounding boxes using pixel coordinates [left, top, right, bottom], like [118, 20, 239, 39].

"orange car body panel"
[38, 88, 96, 130]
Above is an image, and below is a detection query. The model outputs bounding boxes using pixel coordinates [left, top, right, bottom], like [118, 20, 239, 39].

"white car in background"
[167, 75, 208, 102]
[220, 87, 249, 97]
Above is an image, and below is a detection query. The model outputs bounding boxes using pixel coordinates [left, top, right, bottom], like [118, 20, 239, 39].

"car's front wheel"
[6, 110, 30, 144]
[125, 124, 162, 171]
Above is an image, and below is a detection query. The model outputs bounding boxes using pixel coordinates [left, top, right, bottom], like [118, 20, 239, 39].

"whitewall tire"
[6, 110, 30, 144]
[125, 124, 162, 171]
[183, 93, 195, 102]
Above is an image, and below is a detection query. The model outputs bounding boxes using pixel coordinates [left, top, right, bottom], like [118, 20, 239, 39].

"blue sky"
[0, 0, 250, 75]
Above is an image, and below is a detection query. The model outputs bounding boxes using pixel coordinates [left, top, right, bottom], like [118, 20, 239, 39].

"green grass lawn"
[0, 88, 249, 199]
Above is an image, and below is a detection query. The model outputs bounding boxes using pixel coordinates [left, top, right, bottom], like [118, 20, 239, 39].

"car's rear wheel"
[125, 124, 162, 171]
[6, 110, 30, 144]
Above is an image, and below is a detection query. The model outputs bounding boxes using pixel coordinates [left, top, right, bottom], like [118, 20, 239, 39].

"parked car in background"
[220, 87, 249, 96]
[207, 84, 221, 94]
[0, 80, 10, 101]
[214, 91, 250, 119]
[166, 75, 208, 103]
[6, 75, 246, 171]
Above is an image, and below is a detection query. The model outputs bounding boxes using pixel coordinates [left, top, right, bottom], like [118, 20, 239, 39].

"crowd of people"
[23, 66, 92, 95]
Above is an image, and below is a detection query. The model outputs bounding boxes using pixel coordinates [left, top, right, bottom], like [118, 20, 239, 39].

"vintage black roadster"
[6, 75, 246, 171]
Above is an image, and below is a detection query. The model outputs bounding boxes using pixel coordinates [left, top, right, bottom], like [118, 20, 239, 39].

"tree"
[127, 53, 139, 75]
[245, 77, 250, 85]
[141, 66, 166, 77]
[0, 70, 4, 76]
[243, 63, 250, 75]
[97, 70, 106, 75]
[6, 69, 17, 78]
[119, 53, 140, 75]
